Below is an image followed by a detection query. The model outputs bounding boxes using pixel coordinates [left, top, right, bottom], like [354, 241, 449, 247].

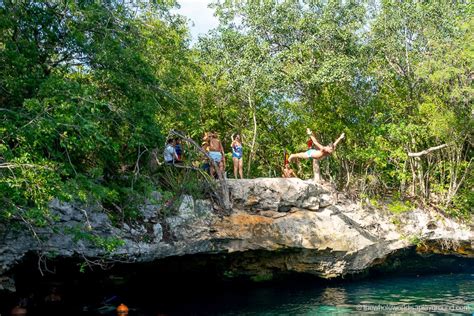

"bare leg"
[210, 161, 215, 178]
[233, 157, 239, 179]
[219, 160, 224, 177]
[238, 158, 243, 179]
[289, 152, 309, 162]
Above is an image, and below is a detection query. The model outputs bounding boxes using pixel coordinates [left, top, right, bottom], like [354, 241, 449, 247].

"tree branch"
[0, 163, 53, 170]
[169, 130, 231, 210]
[407, 144, 448, 157]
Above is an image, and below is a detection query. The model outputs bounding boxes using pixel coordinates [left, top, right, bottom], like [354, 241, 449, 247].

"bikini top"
[232, 143, 243, 155]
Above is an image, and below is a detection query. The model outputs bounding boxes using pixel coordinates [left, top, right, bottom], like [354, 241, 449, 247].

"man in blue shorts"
[207, 132, 225, 178]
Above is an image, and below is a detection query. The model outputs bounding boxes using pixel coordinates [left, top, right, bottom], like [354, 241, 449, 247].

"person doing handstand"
[288, 128, 344, 162]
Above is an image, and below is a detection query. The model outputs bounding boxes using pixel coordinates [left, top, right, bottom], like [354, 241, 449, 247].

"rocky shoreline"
[1, 178, 472, 291]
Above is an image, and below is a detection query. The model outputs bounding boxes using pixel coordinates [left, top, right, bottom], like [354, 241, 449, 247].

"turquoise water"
[153, 273, 474, 315]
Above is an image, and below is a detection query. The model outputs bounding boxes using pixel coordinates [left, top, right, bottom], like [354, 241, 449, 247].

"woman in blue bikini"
[231, 134, 244, 179]
[289, 128, 344, 162]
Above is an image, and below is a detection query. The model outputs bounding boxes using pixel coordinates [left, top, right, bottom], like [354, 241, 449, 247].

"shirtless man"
[289, 128, 344, 162]
[207, 132, 225, 177]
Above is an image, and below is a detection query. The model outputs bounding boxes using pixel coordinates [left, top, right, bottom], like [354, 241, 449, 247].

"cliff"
[0, 178, 472, 291]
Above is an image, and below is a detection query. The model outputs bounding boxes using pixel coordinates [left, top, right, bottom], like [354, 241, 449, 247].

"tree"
[0, 1, 196, 226]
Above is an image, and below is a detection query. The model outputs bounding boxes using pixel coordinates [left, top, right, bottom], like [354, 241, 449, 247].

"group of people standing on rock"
[200, 132, 244, 179]
[164, 127, 345, 180]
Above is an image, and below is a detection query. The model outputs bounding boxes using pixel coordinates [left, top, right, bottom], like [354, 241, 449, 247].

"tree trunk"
[246, 93, 257, 177]
[409, 157, 416, 196]
[416, 158, 424, 199]
[313, 159, 321, 183]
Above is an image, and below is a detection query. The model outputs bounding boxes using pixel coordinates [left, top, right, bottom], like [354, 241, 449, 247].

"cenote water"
[2, 256, 474, 315]
[136, 273, 474, 315]
[5, 273, 474, 315]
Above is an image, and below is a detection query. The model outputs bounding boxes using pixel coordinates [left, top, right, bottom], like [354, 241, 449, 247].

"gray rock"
[227, 178, 327, 212]
[153, 223, 163, 242]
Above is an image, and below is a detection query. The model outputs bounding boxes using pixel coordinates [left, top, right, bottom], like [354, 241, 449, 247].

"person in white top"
[164, 138, 179, 164]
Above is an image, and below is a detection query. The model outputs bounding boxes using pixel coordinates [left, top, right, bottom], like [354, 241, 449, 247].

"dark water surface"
[5, 272, 473, 315]
[1, 255, 474, 315]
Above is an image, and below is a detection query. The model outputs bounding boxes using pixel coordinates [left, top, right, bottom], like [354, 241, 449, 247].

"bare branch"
[64, 146, 77, 176]
[385, 55, 405, 77]
[445, 157, 473, 207]
[407, 144, 448, 157]
[0, 163, 53, 170]
[133, 145, 148, 178]
[0, 107, 17, 115]
[169, 130, 231, 210]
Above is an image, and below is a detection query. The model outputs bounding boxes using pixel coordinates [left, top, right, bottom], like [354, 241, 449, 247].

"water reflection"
[319, 286, 347, 305]
[2, 271, 473, 315]
[207, 273, 474, 315]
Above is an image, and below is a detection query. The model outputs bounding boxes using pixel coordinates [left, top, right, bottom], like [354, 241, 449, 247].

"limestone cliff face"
[0, 178, 472, 290]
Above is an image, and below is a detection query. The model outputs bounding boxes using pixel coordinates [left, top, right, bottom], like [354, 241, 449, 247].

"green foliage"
[250, 272, 273, 283]
[387, 200, 413, 214]
[223, 270, 236, 279]
[407, 235, 423, 247]
[90, 235, 125, 253]
[0, 1, 195, 229]
[1, 0, 472, 239]
[65, 225, 124, 253]
[448, 185, 474, 221]
[390, 216, 402, 228]
[78, 262, 87, 274]
[0, 158, 61, 226]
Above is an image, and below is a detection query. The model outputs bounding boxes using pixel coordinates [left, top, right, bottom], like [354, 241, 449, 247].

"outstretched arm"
[306, 128, 324, 150]
[333, 132, 345, 148]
